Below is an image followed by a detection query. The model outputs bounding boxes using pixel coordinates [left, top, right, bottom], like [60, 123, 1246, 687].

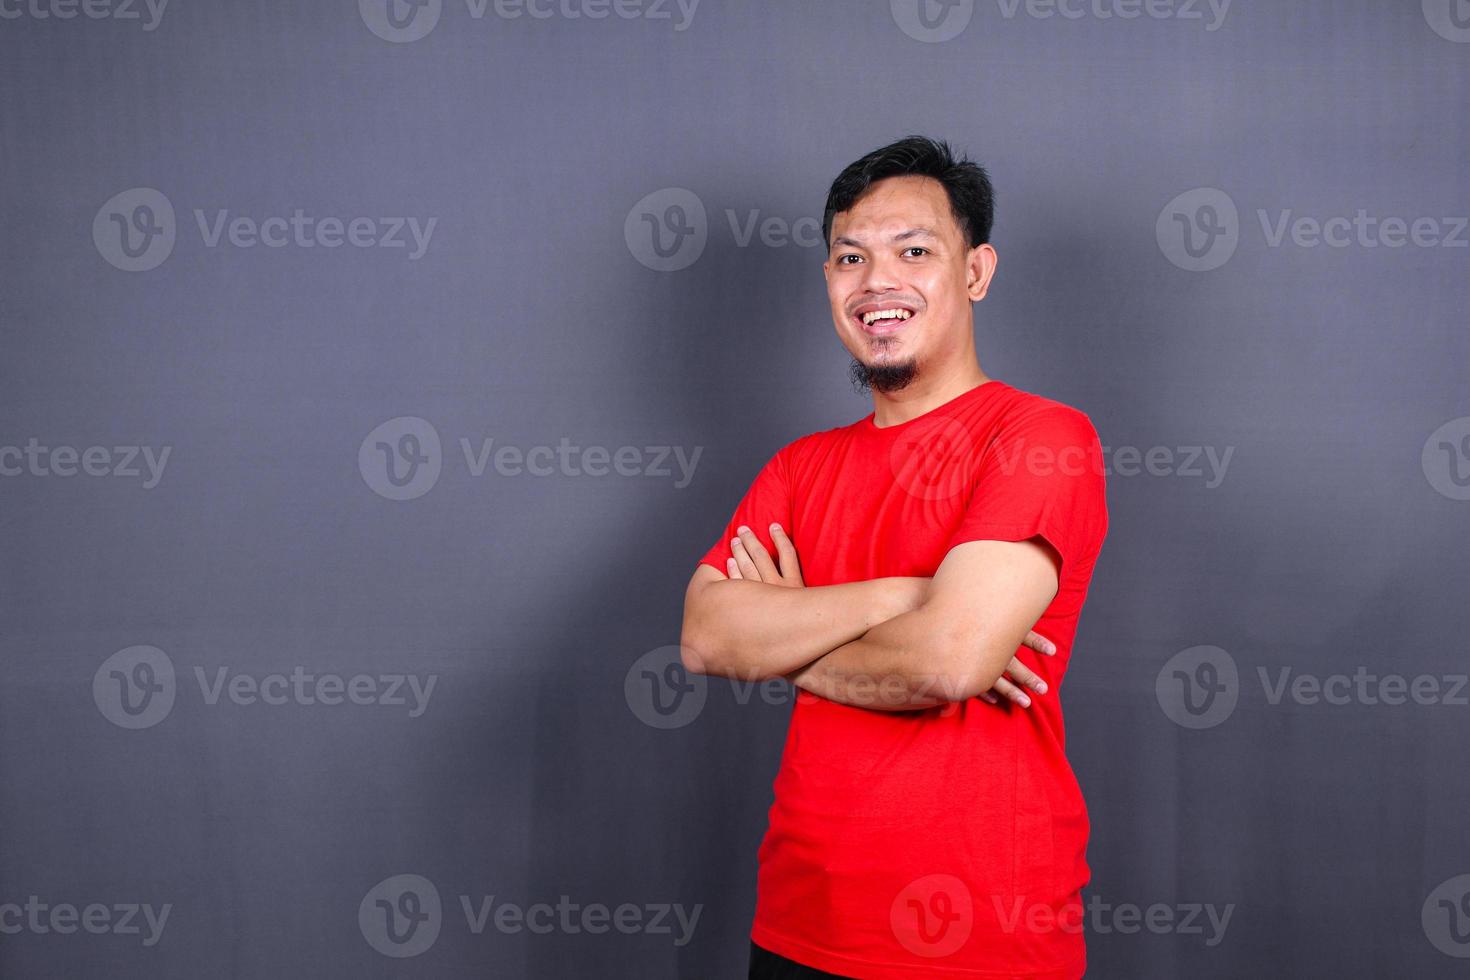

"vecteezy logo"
[890, 0, 974, 42]
[359, 417, 443, 501]
[360, 874, 443, 958]
[359, 0, 442, 42]
[1423, 0, 1470, 43]
[1423, 874, 1470, 958]
[93, 645, 177, 729]
[1156, 645, 1239, 729]
[1422, 417, 1470, 501]
[93, 188, 176, 272]
[1156, 188, 1239, 272]
[890, 874, 974, 958]
[624, 188, 707, 272]
[889, 415, 975, 501]
[624, 645, 707, 729]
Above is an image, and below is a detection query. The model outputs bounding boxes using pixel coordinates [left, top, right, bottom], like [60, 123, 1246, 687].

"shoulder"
[991, 384, 1102, 446]
[761, 429, 827, 476]
[781, 417, 860, 457]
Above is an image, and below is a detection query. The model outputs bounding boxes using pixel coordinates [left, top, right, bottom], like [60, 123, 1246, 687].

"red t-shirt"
[698, 379, 1109, 979]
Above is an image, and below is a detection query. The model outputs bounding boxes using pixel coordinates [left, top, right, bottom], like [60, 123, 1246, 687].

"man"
[680, 135, 1109, 980]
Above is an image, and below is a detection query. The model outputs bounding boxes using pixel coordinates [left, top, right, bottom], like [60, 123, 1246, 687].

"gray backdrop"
[3, 1, 1468, 977]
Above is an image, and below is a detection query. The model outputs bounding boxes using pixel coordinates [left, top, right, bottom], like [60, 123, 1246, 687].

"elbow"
[678, 622, 715, 676]
[936, 666, 1003, 703]
[680, 618, 758, 681]
[678, 578, 768, 681]
[927, 632, 1007, 703]
[679, 593, 730, 677]
[945, 666, 1005, 703]
[679, 578, 717, 677]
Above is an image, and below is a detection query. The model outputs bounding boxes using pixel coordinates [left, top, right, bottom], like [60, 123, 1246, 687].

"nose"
[858, 250, 902, 294]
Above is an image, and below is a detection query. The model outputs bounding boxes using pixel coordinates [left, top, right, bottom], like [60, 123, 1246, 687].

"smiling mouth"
[854, 307, 915, 336]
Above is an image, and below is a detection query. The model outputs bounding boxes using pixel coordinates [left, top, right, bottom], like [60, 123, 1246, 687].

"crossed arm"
[679, 522, 1062, 711]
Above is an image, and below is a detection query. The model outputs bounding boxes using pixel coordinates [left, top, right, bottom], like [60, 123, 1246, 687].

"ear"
[965, 243, 998, 302]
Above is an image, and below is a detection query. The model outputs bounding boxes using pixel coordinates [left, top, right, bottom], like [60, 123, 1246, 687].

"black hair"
[821, 135, 994, 250]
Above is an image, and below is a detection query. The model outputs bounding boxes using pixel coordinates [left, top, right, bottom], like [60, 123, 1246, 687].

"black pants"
[747, 941, 853, 979]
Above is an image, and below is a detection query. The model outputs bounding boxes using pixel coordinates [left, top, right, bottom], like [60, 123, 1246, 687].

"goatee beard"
[849, 356, 919, 395]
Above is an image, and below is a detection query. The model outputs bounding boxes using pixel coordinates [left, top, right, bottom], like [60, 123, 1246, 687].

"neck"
[870, 359, 991, 428]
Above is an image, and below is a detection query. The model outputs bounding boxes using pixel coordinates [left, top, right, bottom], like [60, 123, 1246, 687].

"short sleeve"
[697, 441, 796, 574]
[945, 405, 1108, 580]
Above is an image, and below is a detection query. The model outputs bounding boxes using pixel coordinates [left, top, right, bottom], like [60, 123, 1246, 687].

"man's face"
[823, 174, 995, 392]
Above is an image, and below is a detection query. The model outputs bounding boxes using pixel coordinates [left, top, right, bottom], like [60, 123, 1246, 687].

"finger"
[991, 676, 1032, 708]
[978, 691, 999, 705]
[1003, 657, 1048, 696]
[1023, 631, 1056, 656]
[726, 556, 742, 580]
[731, 536, 762, 580]
[769, 523, 804, 584]
[736, 525, 781, 581]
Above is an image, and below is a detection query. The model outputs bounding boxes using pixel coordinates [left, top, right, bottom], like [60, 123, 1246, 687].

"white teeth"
[861, 308, 913, 325]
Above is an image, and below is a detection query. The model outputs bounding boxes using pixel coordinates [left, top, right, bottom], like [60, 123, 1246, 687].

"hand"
[979, 633, 1056, 709]
[725, 523, 804, 588]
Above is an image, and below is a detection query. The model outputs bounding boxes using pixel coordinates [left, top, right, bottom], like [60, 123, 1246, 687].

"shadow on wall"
[417, 215, 830, 978]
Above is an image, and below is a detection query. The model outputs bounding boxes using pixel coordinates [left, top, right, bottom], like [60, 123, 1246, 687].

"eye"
[902, 246, 929, 257]
[836, 253, 862, 265]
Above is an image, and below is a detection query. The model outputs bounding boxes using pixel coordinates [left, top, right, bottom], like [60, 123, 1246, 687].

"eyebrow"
[831, 227, 940, 249]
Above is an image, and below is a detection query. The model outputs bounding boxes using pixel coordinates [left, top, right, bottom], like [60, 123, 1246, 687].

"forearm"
[681, 576, 927, 681]
[788, 606, 989, 711]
